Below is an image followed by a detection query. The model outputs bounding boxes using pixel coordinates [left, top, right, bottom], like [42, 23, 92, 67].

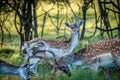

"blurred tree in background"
[0, 0, 120, 48]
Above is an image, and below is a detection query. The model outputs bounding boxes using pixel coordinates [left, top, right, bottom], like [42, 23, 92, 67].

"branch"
[6, 1, 17, 12]
[47, 14, 56, 27]
[69, 5, 76, 17]
[101, 1, 111, 4]
[14, 12, 20, 34]
[101, 0, 120, 9]
[106, 8, 120, 13]
[110, 0, 120, 9]
[96, 26, 120, 31]
[59, 17, 65, 28]
[40, 1, 54, 12]
[55, 33, 68, 39]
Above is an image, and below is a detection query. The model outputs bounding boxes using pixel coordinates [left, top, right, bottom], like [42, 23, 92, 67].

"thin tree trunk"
[33, 0, 38, 38]
[80, 0, 93, 40]
[103, 0, 113, 38]
[64, 3, 68, 34]
[98, 0, 113, 39]
[41, 12, 47, 38]
[4, 27, 11, 42]
[118, 0, 120, 38]
[0, 25, 4, 47]
[20, 0, 33, 41]
[56, 1, 60, 35]
[81, 10, 86, 40]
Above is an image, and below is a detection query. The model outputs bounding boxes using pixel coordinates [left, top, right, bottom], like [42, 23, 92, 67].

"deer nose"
[26, 77, 30, 80]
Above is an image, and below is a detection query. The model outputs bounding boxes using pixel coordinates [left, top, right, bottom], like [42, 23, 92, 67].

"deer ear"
[65, 23, 70, 27]
[78, 20, 84, 27]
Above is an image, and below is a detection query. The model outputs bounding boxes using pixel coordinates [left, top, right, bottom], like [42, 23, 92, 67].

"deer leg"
[29, 57, 41, 74]
[116, 59, 120, 68]
[103, 67, 112, 80]
[90, 63, 99, 73]
[51, 65, 57, 74]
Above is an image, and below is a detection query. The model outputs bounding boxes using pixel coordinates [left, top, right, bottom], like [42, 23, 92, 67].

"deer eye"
[23, 50, 27, 54]
[28, 44, 30, 48]
[71, 27, 74, 29]
[62, 65, 66, 69]
[74, 24, 77, 27]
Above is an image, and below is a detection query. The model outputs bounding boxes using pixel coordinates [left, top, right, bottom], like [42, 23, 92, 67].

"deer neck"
[71, 50, 83, 66]
[66, 32, 79, 53]
[61, 50, 83, 66]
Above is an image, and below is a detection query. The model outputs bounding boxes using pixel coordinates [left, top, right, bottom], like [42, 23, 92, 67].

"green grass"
[0, 26, 119, 80]
[1, 56, 119, 80]
[0, 32, 119, 80]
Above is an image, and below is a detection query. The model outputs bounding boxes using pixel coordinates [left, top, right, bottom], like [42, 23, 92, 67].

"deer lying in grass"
[54, 39, 120, 80]
[0, 59, 33, 80]
[21, 19, 84, 73]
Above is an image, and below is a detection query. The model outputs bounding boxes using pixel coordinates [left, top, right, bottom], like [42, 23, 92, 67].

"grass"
[0, 32, 119, 80]
[0, 23, 119, 80]
[1, 55, 119, 80]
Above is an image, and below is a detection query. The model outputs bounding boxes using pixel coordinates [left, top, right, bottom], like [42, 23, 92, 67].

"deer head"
[65, 20, 84, 34]
[53, 54, 74, 76]
[0, 59, 34, 80]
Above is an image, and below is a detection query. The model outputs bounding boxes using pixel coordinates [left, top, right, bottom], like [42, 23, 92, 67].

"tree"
[0, 0, 13, 47]
[97, 0, 120, 39]
[80, 0, 93, 40]
[4, 0, 39, 48]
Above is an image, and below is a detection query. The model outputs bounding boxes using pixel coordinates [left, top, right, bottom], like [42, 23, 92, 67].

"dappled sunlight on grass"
[10, 53, 23, 64]
[10, 53, 19, 60]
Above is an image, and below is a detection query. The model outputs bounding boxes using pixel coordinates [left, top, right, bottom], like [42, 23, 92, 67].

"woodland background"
[0, 0, 120, 80]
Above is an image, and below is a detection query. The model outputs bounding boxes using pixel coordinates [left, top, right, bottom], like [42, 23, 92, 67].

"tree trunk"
[98, 0, 113, 39]
[23, 1, 33, 41]
[0, 25, 4, 47]
[41, 12, 47, 38]
[80, 0, 93, 40]
[33, 0, 38, 38]
[81, 10, 86, 40]
[118, 0, 120, 38]
[56, 2, 60, 35]
[4, 27, 11, 42]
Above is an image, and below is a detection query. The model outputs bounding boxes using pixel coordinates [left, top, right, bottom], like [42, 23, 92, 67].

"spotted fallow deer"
[0, 59, 33, 80]
[21, 19, 84, 73]
[54, 39, 120, 79]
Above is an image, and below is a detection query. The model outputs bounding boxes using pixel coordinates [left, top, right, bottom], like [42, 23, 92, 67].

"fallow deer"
[0, 59, 33, 80]
[54, 39, 120, 79]
[21, 19, 84, 73]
